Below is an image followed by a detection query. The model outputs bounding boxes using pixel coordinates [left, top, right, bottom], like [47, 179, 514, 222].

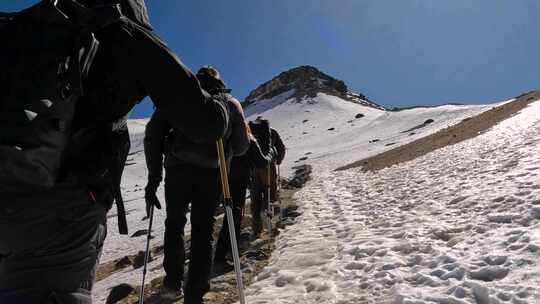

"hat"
[197, 66, 220, 80]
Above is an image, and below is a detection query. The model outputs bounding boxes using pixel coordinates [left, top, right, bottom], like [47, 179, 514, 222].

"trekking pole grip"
[216, 140, 231, 199]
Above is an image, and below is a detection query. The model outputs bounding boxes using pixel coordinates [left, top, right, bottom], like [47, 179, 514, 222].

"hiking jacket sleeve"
[124, 21, 229, 143]
[144, 111, 169, 186]
[271, 128, 286, 165]
[228, 97, 250, 157]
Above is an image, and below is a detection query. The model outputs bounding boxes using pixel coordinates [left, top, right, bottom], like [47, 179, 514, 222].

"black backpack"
[0, 1, 130, 232]
[249, 118, 272, 155]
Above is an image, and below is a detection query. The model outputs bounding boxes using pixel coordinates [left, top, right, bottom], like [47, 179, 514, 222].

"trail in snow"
[245, 101, 540, 304]
[94, 91, 511, 303]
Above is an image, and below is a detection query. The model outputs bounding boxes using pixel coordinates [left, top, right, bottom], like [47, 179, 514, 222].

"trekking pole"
[216, 139, 247, 304]
[278, 165, 284, 220]
[266, 165, 273, 235]
[139, 204, 154, 304]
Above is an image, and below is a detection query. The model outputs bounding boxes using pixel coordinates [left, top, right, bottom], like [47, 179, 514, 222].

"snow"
[93, 87, 528, 303]
[243, 99, 540, 303]
[245, 91, 506, 176]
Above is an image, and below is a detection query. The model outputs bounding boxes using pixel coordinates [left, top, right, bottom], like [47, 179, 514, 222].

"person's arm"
[144, 111, 168, 186]
[248, 138, 273, 168]
[271, 128, 286, 165]
[229, 97, 250, 157]
[123, 21, 229, 143]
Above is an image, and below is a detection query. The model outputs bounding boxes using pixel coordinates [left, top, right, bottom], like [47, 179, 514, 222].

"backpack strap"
[58, 0, 122, 97]
[108, 116, 131, 235]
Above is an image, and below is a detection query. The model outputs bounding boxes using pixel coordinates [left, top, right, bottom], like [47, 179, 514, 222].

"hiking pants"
[250, 165, 277, 236]
[0, 198, 107, 304]
[214, 176, 248, 261]
[162, 164, 221, 303]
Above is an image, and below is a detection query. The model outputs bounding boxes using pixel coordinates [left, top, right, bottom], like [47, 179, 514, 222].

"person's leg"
[270, 162, 278, 202]
[250, 187, 264, 237]
[0, 200, 107, 304]
[214, 214, 230, 263]
[185, 167, 220, 303]
[232, 178, 248, 247]
[163, 167, 191, 291]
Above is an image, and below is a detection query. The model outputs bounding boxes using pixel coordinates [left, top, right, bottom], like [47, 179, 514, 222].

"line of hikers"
[0, 1, 285, 304]
[143, 67, 286, 302]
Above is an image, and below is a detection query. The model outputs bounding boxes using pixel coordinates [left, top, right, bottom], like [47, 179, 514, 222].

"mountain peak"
[244, 65, 384, 110]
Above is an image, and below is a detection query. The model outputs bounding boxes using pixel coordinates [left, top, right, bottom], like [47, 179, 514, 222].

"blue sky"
[3, 1, 539, 118]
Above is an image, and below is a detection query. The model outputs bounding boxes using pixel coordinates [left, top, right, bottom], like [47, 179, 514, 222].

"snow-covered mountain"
[93, 65, 539, 304]
[244, 65, 383, 111]
[242, 66, 504, 175]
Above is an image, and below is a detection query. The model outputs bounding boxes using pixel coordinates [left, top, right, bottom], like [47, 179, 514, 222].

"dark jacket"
[144, 86, 249, 184]
[271, 128, 286, 165]
[5, 8, 228, 206]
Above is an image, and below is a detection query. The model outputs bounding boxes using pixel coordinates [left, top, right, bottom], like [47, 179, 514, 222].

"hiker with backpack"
[213, 124, 275, 272]
[0, 1, 228, 303]
[144, 66, 249, 303]
[249, 119, 286, 237]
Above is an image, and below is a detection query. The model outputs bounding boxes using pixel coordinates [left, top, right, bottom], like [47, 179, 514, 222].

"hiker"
[270, 127, 286, 200]
[0, 1, 228, 303]
[249, 119, 286, 237]
[144, 66, 249, 303]
[213, 125, 275, 271]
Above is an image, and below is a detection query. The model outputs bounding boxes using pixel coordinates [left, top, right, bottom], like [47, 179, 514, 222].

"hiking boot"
[160, 285, 182, 300]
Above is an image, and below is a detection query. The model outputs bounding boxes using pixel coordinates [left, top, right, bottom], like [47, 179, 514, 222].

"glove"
[145, 181, 162, 216]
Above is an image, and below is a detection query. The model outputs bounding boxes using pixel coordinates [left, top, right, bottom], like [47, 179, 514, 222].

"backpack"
[0, 1, 130, 232]
[164, 91, 234, 168]
[249, 118, 272, 155]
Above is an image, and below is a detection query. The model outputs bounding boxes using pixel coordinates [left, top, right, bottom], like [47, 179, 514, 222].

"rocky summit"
[244, 65, 385, 110]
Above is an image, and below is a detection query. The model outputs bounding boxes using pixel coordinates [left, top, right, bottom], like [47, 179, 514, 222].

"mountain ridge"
[243, 65, 385, 111]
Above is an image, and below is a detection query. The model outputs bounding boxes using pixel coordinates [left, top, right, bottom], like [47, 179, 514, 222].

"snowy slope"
[245, 91, 505, 175]
[243, 99, 540, 304]
[94, 90, 510, 303]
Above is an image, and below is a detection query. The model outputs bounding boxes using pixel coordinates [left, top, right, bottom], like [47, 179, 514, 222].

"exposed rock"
[133, 250, 152, 269]
[131, 229, 148, 238]
[243, 66, 384, 110]
[114, 256, 132, 270]
[295, 157, 308, 163]
[106, 284, 135, 304]
[355, 113, 365, 119]
[284, 165, 312, 189]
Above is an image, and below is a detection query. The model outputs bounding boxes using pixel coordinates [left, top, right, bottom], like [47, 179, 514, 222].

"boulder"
[133, 250, 152, 269]
[106, 284, 135, 304]
[114, 256, 132, 269]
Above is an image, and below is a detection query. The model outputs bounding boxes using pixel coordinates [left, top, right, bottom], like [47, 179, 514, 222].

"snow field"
[246, 92, 505, 175]
[244, 101, 540, 304]
[95, 90, 516, 303]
